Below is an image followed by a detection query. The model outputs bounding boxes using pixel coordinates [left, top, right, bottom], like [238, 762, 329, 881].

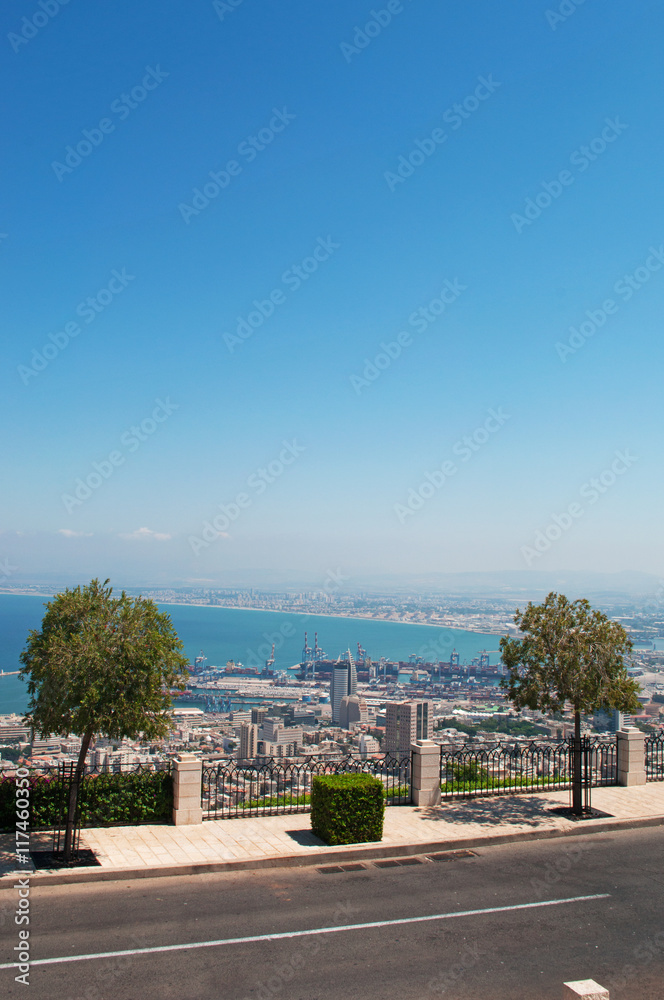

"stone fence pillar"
[617, 726, 646, 786]
[563, 979, 609, 998]
[411, 740, 441, 807]
[172, 753, 203, 826]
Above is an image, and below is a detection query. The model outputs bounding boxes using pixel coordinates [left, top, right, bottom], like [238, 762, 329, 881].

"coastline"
[0, 592, 506, 639]
[154, 601, 506, 638]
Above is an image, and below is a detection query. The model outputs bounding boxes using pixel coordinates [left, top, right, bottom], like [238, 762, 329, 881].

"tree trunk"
[572, 710, 582, 816]
[63, 727, 94, 862]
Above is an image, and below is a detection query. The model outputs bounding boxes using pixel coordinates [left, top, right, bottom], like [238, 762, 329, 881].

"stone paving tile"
[3, 783, 664, 879]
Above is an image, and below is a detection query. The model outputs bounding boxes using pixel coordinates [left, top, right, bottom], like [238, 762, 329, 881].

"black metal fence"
[645, 733, 664, 781]
[201, 752, 411, 819]
[32, 759, 173, 779]
[439, 738, 617, 800]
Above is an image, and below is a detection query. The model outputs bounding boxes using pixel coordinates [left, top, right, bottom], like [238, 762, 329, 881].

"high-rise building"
[593, 708, 630, 733]
[251, 707, 268, 725]
[339, 695, 368, 730]
[261, 717, 285, 741]
[358, 734, 381, 757]
[239, 723, 259, 759]
[330, 656, 357, 723]
[385, 701, 432, 752]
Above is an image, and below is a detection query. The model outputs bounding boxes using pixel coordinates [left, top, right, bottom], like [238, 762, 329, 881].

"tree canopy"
[499, 591, 641, 720]
[19, 578, 189, 744]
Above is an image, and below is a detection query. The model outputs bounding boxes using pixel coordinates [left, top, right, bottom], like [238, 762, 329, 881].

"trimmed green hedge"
[311, 773, 384, 845]
[0, 770, 173, 831]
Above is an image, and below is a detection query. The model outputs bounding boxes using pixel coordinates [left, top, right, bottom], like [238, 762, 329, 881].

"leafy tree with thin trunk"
[499, 592, 641, 814]
[19, 579, 189, 859]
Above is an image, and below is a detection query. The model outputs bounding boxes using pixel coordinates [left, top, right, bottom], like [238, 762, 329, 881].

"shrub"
[311, 773, 384, 846]
[0, 770, 173, 831]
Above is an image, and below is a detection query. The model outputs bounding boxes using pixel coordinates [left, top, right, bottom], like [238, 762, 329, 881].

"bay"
[0, 594, 503, 715]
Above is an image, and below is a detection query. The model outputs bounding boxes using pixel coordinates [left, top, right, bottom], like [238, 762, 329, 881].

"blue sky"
[1, 0, 663, 587]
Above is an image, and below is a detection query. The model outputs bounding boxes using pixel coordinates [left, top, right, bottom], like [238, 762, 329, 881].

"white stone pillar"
[172, 753, 203, 826]
[411, 740, 441, 807]
[617, 726, 646, 786]
[562, 979, 609, 999]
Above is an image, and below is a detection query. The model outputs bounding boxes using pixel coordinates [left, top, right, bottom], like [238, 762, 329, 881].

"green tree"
[500, 592, 641, 813]
[19, 579, 189, 859]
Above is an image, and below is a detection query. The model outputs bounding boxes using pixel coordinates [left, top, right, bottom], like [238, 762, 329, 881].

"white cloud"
[58, 529, 93, 538]
[119, 527, 172, 542]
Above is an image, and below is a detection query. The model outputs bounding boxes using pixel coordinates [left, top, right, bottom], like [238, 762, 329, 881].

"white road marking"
[0, 894, 610, 971]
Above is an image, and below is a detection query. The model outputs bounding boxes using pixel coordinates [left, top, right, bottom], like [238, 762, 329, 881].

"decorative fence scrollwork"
[201, 752, 411, 819]
[439, 738, 616, 800]
[645, 733, 664, 781]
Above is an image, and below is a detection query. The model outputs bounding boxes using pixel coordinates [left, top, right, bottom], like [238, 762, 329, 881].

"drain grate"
[373, 857, 423, 869]
[318, 854, 473, 875]
[426, 850, 477, 862]
[317, 862, 367, 874]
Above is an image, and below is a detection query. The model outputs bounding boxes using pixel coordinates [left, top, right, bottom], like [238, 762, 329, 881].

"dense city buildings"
[385, 700, 433, 752]
[2, 596, 664, 772]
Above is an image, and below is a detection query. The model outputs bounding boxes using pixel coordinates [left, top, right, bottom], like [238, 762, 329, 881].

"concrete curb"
[10, 813, 664, 888]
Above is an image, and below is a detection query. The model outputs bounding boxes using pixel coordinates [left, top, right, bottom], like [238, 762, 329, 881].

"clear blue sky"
[1, 0, 663, 587]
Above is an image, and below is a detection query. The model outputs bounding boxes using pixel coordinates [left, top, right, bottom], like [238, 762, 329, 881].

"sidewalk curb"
[12, 813, 664, 888]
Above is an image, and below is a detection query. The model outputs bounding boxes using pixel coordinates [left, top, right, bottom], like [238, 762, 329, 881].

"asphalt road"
[2, 826, 664, 1000]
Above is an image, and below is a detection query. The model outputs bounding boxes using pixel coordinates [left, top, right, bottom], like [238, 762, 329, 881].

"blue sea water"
[0, 594, 503, 715]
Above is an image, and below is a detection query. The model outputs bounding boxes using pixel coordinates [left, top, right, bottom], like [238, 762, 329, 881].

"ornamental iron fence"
[32, 759, 173, 778]
[645, 733, 664, 781]
[439, 738, 616, 802]
[201, 752, 411, 819]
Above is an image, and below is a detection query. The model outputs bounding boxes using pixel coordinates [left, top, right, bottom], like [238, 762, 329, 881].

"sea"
[0, 593, 504, 715]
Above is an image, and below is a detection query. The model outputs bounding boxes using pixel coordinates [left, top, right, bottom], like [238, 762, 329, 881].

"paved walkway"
[2, 783, 664, 883]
